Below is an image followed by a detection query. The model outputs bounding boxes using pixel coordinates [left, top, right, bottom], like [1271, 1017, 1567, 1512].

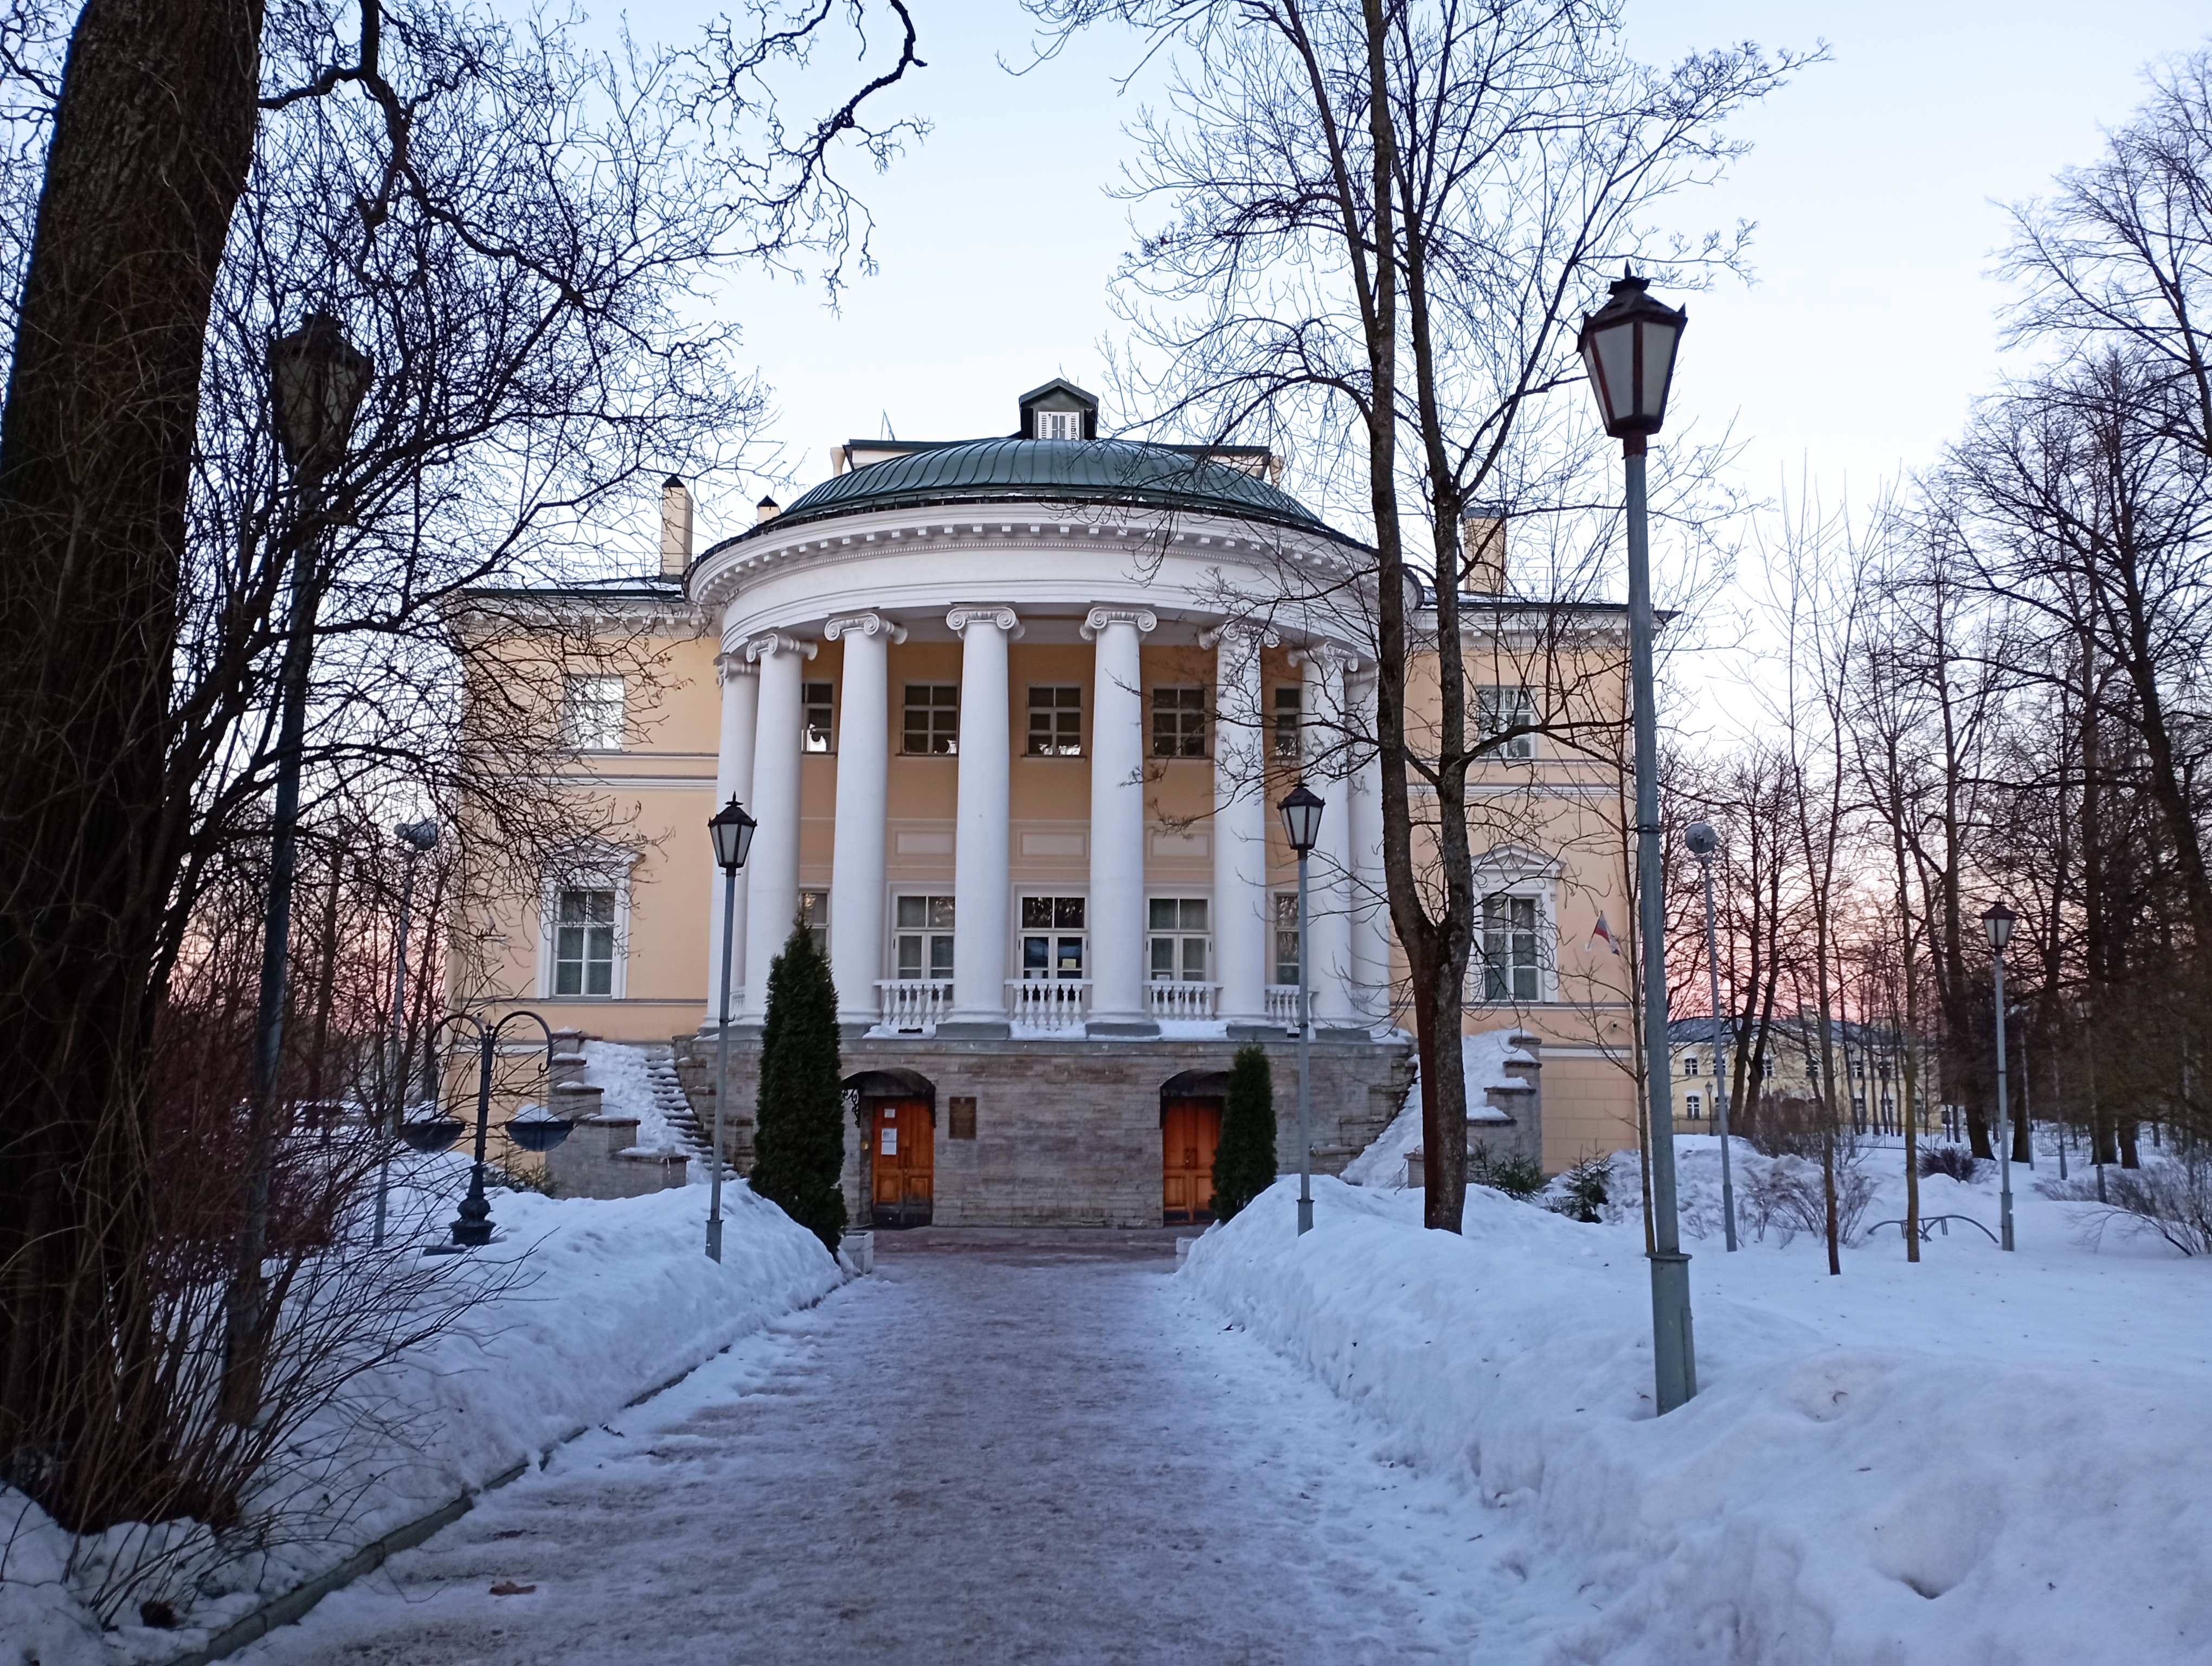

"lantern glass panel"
[1638, 322, 1679, 420]
[1588, 325, 1635, 427]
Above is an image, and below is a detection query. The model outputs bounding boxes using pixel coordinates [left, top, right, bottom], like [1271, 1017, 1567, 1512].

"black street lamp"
[1983, 902, 2018, 1251]
[1278, 782, 1324, 1236]
[421, 1010, 571, 1253]
[1684, 821, 1738, 1251]
[706, 796, 758, 1261]
[224, 313, 374, 1419]
[1580, 267, 1695, 1413]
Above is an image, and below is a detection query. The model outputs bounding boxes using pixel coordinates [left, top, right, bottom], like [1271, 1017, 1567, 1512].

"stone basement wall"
[671, 1029, 1416, 1229]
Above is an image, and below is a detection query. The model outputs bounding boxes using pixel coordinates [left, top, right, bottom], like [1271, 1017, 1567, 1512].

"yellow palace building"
[453, 380, 1646, 1226]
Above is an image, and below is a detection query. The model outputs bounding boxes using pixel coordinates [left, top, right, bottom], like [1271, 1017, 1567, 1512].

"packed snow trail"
[234, 1228, 1560, 1665]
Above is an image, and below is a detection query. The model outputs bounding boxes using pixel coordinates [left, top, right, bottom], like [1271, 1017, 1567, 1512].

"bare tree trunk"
[0, 0, 263, 1521]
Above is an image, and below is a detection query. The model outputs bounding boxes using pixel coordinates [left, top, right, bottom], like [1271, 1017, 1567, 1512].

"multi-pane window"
[553, 887, 616, 995]
[902, 684, 960, 755]
[1027, 686, 1083, 756]
[894, 895, 955, 981]
[1481, 894, 1540, 1003]
[1148, 899, 1210, 982]
[1020, 896, 1087, 979]
[798, 890, 829, 956]
[1272, 892, 1301, 986]
[1034, 409, 1083, 439]
[1272, 685, 1303, 760]
[1684, 1093, 1703, 1120]
[803, 681, 834, 753]
[1476, 684, 1536, 759]
[1152, 686, 1207, 758]
[560, 675, 625, 751]
[1683, 1054, 1700, 1078]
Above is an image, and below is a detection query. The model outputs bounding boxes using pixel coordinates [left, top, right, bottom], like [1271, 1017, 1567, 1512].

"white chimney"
[659, 476, 693, 578]
[756, 495, 781, 526]
[1463, 515, 1506, 595]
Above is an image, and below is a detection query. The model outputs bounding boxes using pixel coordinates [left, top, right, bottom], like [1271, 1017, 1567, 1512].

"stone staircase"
[638, 1042, 724, 1173]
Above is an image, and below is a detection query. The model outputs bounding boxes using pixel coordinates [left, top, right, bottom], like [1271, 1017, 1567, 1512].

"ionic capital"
[1081, 605, 1158, 641]
[1199, 618, 1281, 656]
[715, 650, 758, 684]
[744, 631, 818, 663]
[825, 611, 908, 645]
[1290, 642, 1362, 678]
[946, 604, 1024, 638]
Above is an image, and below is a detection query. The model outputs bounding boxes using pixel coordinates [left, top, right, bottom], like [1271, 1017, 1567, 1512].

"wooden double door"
[870, 1099, 934, 1227]
[1162, 1098, 1222, 1226]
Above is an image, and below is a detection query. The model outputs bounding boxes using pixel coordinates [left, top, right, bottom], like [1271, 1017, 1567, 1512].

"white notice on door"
[880, 1129, 898, 1156]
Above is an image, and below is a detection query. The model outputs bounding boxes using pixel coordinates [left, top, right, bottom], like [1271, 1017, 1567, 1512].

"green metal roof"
[757, 438, 1335, 539]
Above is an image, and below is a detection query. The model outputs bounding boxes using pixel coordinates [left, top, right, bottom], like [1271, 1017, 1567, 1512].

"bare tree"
[0, 0, 924, 1530]
[1036, 0, 1803, 1227]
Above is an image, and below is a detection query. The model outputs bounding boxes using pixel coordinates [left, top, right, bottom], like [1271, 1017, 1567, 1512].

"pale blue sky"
[623, 1, 2209, 553]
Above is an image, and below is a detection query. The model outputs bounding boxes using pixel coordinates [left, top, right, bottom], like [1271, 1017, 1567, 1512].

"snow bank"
[1342, 1029, 1532, 1188]
[1183, 1173, 2212, 1663]
[1, 1163, 839, 1664]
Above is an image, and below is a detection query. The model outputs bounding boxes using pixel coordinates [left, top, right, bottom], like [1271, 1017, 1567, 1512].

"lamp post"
[224, 314, 374, 1416]
[2076, 994, 2104, 1203]
[1982, 902, 2017, 1252]
[706, 796, 758, 1261]
[1278, 782, 1324, 1236]
[371, 819, 440, 1249]
[1684, 822, 1737, 1251]
[422, 1009, 572, 1253]
[1579, 266, 1695, 1412]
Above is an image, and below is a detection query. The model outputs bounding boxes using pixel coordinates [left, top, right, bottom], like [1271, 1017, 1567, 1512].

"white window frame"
[892, 893, 956, 982]
[1146, 895, 1212, 982]
[537, 844, 640, 1000]
[803, 680, 835, 754]
[560, 674, 626, 752]
[1271, 890, 1301, 987]
[1684, 1092, 1703, 1120]
[1467, 844, 1560, 1005]
[1026, 684, 1084, 757]
[1034, 409, 1083, 439]
[1476, 684, 1536, 760]
[1017, 892, 1089, 981]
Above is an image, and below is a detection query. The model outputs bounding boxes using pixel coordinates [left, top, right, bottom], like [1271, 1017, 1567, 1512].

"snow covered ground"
[8, 1125, 2207, 1664]
[1187, 1146, 2212, 1663]
[0, 1158, 839, 1665]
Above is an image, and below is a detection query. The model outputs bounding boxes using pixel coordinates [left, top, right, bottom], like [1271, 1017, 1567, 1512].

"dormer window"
[1036, 409, 1083, 440]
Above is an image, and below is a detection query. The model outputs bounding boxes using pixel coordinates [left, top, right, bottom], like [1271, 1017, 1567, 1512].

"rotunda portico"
[687, 422, 1390, 1045]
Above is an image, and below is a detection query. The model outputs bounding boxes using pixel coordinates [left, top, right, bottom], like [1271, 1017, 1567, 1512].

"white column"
[825, 612, 904, 1029]
[743, 632, 815, 1018]
[1084, 605, 1159, 1036]
[947, 605, 1019, 1034]
[1207, 621, 1272, 1029]
[1348, 664, 1391, 1029]
[704, 651, 758, 1023]
[1297, 645, 1358, 1030]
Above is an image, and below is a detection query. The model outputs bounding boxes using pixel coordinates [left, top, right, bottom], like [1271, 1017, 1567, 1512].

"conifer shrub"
[1469, 1141, 1546, 1198]
[1210, 1043, 1278, 1220]
[1548, 1154, 1612, 1222]
[750, 919, 847, 1251]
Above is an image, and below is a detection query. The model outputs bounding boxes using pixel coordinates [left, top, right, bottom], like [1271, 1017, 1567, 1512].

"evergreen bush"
[1548, 1154, 1611, 1222]
[750, 919, 846, 1251]
[1210, 1043, 1278, 1220]
[1469, 1141, 1545, 1198]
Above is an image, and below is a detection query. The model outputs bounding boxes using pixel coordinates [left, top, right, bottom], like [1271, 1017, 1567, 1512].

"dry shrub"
[2040, 1152, 2212, 1257]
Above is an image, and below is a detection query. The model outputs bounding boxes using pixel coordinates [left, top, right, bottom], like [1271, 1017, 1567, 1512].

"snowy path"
[236, 1229, 1548, 1665]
